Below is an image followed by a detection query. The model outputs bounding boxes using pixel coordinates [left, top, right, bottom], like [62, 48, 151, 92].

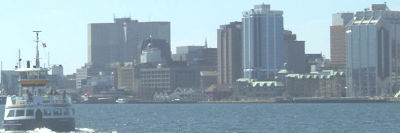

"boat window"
[7, 110, 15, 117]
[15, 110, 24, 117]
[63, 108, 70, 116]
[39, 71, 47, 79]
[27, 71, 39, 79]
[26, 109, 34, 116]
[44, 109, 51, 116]
[20, 72, 27, 79]
[53, 108, 62, 116]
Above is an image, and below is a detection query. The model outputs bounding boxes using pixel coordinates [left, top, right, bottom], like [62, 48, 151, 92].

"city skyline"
[0, 0, 398, 74]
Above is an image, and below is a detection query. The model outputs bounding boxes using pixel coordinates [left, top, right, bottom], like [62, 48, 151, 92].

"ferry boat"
[2, 31, 75, 132]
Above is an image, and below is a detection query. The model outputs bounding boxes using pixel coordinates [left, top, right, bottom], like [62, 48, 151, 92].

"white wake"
[0, 127, 116, 133]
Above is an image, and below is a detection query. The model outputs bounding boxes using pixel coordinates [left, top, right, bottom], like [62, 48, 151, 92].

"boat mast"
[33, 31, 42, 68]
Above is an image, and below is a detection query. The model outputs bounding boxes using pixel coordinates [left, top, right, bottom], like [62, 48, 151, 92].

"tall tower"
[88, 18, 170, 68]
[330, 13, 353, 68]
[242, 4, 284, 80]
[346, 3, 400, 97]
[217, 22, 242, 87]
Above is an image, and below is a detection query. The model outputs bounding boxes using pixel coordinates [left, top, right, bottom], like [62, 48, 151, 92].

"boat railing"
[19, 78, 48, 81]
[42, 95, 72, 104]
[7, 95, 72, 106]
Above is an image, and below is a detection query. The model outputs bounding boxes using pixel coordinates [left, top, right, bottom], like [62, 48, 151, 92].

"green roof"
[285, 70, 344, 79]
[236, 78, 255, 83]
[251, 81, 284, 87]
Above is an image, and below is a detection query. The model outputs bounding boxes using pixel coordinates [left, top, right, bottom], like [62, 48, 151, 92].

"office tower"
[1, 70, 19, 95]
[242, 4, 284, 80]
[284, 30, 306, 73]
[51, 65, 64, 77]
[330, 13, 353, 68]
[139, 37, 171, 65]
[88, 18, 170, 67]
[346, 3, 400, 96]
[217, 22, 242, 87]
[172, 43, 217, 67]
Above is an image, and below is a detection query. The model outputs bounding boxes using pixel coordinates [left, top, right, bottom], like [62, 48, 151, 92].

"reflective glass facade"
[346, 4, 400, 97]
[242, 4, 284, 80]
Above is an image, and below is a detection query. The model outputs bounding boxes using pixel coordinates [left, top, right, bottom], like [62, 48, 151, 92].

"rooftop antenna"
[204, 37, 208, 48]
[33, 30, 42, 68]
[48, 52, 50, 68]
[18, 49, 21, 68]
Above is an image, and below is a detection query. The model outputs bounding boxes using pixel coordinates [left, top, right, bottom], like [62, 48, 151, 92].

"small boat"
[115, 98, 127, 104]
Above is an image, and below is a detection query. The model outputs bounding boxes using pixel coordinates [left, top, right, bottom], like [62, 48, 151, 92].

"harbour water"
[1, 103, 400, 132]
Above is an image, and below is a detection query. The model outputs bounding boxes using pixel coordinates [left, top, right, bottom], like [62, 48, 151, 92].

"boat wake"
[0, 128, 117, 133]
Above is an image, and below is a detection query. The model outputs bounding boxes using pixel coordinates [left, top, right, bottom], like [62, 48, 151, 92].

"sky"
[0, 0, 398, 74]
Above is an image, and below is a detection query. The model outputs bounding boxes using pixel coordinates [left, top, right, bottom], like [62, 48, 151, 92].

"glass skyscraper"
[346, 3, 400, 97]
[242, 4, 284, 80]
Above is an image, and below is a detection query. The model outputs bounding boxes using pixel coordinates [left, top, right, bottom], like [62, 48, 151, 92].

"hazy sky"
[0, 0, 398, 74]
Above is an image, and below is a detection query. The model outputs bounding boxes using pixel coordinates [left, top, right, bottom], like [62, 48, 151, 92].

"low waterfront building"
[285, 70, 345, 97]
[153, 88, 204, 102]
[117, 64, 140, 94]
[139, 65, 197, 100]
[200, 71, 217, 89]
[233, 78, 285, 99]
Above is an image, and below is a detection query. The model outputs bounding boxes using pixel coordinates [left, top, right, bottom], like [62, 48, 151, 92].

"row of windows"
[19, 71, 48, 80]
[7, 108, 74, 118]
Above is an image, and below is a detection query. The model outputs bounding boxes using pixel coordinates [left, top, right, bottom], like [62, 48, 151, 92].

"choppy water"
[1, 103, 400, 132]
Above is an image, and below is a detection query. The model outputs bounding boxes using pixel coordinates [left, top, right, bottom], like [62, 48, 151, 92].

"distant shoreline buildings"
[2, 3, 399, 102]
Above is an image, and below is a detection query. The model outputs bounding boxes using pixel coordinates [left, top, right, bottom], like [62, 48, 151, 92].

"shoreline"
[75, 97, 400, 104]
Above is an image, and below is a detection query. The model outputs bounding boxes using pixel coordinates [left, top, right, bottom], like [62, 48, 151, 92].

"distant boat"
[116, 98, 127, 104]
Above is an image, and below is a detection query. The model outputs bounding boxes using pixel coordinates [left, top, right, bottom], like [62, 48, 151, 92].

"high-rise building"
[88, 18, 170, 67]
[284, 30, 306, 73]
[1, 70, 19, 95]
[117, 64, 140, 93]
[217, 22, 242, 87]
[332, 13, 353, 26]
[346, 3, 400, 97]
[51, 65, 64, 77]
[172, 43, 217, 67]
[330, 13, 353, 68]
[139, 37, 171, 65]
[242, 4, 284, 80]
